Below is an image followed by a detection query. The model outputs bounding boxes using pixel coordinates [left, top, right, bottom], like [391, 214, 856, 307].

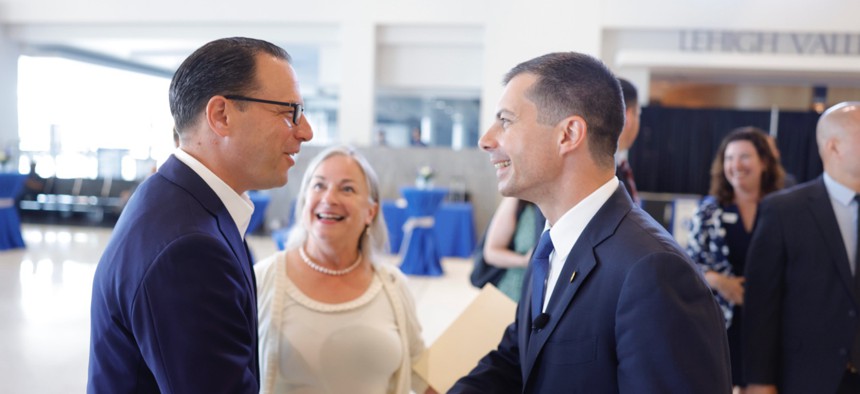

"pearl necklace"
[299, 246, 363, 276]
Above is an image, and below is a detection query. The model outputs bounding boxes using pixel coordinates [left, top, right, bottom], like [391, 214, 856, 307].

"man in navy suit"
[87, 37, 313, 393]
[449, 52, 731, 393]
[744, 102, 860, 394]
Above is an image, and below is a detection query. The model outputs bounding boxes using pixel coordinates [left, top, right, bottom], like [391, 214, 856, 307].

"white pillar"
[452, 112, 465, 150]
[337, 20, 376, 146]
[617, 67, 651, 106]
[420, 116, 432, 144]
[0, 28, 20, 158]
[479, 0, 604, 133]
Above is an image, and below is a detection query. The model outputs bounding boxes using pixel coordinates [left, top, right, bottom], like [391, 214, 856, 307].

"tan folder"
[412, 284, 517, 393]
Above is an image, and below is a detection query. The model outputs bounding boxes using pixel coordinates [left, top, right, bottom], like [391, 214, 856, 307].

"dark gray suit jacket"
[744, 177, 859, 393]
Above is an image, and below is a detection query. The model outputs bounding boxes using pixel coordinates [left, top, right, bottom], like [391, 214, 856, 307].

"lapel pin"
[570, 271, 577, 283]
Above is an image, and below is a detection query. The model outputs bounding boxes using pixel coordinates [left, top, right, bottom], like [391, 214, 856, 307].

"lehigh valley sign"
[679, 30, 860, 56]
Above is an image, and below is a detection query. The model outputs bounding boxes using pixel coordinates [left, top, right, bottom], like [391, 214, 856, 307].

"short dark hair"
[618, 78, 638, 109]
[709, 126, 786, 205]
[169, 37, 291, 133]
[503, 52, 624, 168]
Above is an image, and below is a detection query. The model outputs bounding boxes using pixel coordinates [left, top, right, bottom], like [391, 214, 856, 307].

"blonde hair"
[285, 145, 389, 263]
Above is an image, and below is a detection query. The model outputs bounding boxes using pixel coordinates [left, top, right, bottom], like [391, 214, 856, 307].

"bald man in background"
[744, 101, 860, 394]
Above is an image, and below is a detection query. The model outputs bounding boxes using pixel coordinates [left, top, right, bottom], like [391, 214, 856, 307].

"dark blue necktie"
[531, 230, 554, 321]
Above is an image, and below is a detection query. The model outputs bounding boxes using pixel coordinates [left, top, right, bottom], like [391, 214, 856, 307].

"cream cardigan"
[254, 251, 428, 394]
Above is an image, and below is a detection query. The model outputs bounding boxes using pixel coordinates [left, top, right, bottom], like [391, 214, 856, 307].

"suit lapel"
[807, 178, 855, 302]
[159, 156, 257, 295]
[522, 185, 632, 380]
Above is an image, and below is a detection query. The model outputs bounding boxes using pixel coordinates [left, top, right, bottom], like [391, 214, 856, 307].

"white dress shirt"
[542, 176, 620, 312]
[823, 172, 860, 274]
[174, 148, 254, 239]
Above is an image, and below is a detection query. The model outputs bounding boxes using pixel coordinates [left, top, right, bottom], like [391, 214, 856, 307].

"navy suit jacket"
[744, 177, 859, 393]
[450, 185, 732, 394]
[88, 155, 260, 393]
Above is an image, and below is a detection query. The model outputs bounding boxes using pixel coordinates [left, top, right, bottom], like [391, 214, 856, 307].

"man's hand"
[745, 384, 777, 394]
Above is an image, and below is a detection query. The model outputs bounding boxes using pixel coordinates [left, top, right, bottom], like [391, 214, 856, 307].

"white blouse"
[255, 251, 427, 394]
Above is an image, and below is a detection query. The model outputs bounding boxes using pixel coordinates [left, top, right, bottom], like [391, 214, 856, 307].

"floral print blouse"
[686, 196, 742, 327]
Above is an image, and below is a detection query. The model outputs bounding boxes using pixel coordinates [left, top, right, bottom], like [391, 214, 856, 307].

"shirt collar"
[173, 148, 254, 238]
[823, 171, 857, 207]
[548, 176, 620, 262]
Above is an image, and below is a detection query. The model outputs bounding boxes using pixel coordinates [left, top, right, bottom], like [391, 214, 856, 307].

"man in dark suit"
[744, 101, 860, 394]
[615, 78, 641, 205]
[450, 52, 731, 393]
[87, 37, 313, 393]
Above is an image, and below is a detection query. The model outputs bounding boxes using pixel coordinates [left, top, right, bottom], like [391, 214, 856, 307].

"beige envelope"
[412, 284, 517, 393]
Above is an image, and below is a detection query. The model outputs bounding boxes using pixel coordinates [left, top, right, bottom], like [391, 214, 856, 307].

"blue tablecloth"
[247, 191, 271, 234]
[382, 200, 476, 258]
[397, 186, 448, 276]
[0, 173, 27, 250]
[433, 202, 476, 258]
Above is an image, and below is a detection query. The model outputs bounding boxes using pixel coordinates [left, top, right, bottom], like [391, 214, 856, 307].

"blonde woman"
[255, 146, 435, 394]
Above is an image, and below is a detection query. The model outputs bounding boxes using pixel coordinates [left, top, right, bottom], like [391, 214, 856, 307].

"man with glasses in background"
[88, 37, 313, 393]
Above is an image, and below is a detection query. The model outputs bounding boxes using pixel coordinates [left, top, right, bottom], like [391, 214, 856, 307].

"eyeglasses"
[224, 95, 304, 126]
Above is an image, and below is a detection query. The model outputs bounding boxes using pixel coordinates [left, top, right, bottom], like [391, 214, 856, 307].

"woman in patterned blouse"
[687, 127, 786, 392]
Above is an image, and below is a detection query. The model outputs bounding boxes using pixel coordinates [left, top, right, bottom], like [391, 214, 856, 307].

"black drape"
[772, 111, 824, 182]
[629, 107, 823, 196]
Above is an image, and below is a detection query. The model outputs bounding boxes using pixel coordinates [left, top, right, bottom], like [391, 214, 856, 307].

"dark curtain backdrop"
[629, 107, 824, 196]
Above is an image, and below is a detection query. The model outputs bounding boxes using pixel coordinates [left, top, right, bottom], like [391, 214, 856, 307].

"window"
[17, 56, 174, 179]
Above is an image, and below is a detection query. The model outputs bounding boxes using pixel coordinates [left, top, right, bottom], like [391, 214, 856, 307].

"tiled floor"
[0, 223, 481, 393]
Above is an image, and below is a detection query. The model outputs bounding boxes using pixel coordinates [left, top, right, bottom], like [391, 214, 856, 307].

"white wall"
[478, 0, 605, 133]
[1, 0, 859, 143]
[602, 0, 860, 31]
[376, 25, 483, 91]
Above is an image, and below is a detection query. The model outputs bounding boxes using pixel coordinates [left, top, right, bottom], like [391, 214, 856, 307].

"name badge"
[721, 212, 738, 224]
